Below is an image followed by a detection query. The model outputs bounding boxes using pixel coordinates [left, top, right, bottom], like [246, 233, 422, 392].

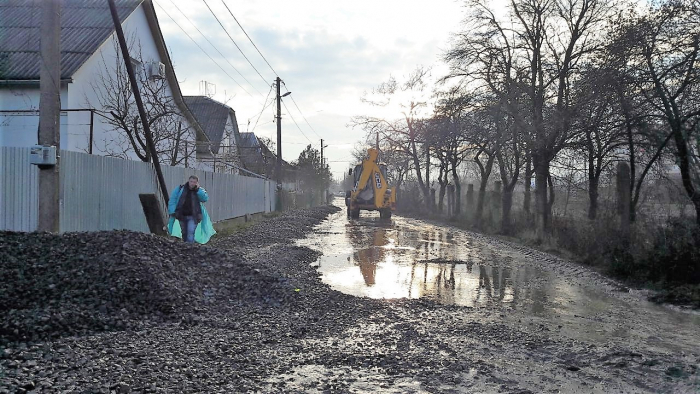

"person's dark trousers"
[179, 215, 196, 243]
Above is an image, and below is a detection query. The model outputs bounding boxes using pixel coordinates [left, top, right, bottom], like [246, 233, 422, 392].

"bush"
[642, 219, 700, 284]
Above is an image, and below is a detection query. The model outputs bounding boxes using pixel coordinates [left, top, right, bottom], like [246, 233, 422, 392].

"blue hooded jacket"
[167, 184, 216, 244]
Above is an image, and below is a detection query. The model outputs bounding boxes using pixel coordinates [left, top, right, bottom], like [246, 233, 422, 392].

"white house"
[0, 0, 213, 169]
[183, 96, 245, 174]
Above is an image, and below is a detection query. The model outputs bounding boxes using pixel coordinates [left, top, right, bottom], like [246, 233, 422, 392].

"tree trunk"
[625, 117, 637, 223]
[448, 156, 463, 215]
[501, 188, 514, 234]
[476, 180, 487, 226]
[425, 145, 431, 211]
[452, 165, 462, 215]
[474, 153, 495, 226]
[410, 140, 431, 208]
[496, 151, 519, 234]
[533, 155, 552, 235]
[438, 185, 446, 213]
[524, 156, 532, 216]
[588, 179, 599, 220]
[437, 164, 447, 213]
[672, 124, 700, 225]
[586, 132, 598, 220]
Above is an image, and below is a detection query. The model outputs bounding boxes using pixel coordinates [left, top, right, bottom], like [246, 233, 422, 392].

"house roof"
[183, 96, 232, 154]
[239, 132, 259, 148]
[238, 132, 295, 177]
[0, 0, 143, 81]
[0, 0, 212, 152]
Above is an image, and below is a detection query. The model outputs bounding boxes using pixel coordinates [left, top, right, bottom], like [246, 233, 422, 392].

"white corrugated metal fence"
[1, 148, 276, 232]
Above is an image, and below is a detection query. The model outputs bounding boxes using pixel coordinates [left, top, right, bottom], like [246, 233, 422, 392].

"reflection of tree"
[475, 265, 516, 305]
[477, 265, 492, 303]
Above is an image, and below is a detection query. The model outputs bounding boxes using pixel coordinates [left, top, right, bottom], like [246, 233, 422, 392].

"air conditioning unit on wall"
[149, 62, 165, 79]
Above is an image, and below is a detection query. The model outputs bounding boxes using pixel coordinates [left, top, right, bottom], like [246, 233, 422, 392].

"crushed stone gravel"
[0, 205, 698, 393]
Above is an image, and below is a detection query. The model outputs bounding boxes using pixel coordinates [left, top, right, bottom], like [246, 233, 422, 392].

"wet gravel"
[1, 205, 699, 393]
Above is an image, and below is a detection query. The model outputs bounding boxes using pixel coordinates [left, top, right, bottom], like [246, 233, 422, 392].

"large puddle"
[298, 201, 569, 312]
[298, 201, 700, 364]
[300, 202, 698, 318]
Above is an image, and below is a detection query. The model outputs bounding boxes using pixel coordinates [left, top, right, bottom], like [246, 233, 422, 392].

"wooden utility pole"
[320, 138, 324, 169]
[275, 77, 282, 183]
[108, 0, 169, 204]
[38, 0, 61, 232]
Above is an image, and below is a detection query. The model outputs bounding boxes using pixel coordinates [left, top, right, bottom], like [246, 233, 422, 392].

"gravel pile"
[0, 230, 294, 345]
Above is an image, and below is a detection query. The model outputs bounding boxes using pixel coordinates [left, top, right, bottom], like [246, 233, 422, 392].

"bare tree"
[635, 0, 700, 224]
[350, 67, 434, 210]
[89, 37, 195, 166]
[434, 87, 474, 214]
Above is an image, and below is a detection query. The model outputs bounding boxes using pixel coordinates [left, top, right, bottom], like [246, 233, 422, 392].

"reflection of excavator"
[345, 148, 397, 219]
[353, 228, 388, 285]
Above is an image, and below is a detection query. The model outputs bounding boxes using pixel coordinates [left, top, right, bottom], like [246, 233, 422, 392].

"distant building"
[183, 96, 244, 174]
[239, 132, 298, 190]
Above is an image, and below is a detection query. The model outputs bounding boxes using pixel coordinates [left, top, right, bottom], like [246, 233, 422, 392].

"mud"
[295, 199, 700, 393]
[1, 202, 698, 393]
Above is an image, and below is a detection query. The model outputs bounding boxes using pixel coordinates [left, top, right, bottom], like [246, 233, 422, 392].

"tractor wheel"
[380, 209, 392, 220]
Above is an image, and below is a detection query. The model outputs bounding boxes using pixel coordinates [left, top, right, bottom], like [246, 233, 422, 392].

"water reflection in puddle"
[299, 202, 700, 349]
[299, 206, 552, 310]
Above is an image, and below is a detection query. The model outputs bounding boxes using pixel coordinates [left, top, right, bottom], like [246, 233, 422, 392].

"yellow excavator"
[345, 148, 397, 219]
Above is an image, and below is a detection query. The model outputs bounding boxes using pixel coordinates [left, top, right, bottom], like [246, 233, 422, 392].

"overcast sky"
[154, 0, 467, 179]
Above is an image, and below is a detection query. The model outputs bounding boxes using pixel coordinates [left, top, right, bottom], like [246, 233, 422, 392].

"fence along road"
[1, 147, 276, 233]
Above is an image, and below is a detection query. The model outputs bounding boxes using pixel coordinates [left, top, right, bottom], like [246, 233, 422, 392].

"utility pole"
[376, 132, 379, 151]
[320, 138, 324, 170]
[275, 76, 282, 184]
[38, 0, 61, 232]
[108, 0, 168, 204]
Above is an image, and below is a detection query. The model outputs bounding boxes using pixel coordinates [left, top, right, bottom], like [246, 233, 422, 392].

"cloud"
[156, 0, 465, 178]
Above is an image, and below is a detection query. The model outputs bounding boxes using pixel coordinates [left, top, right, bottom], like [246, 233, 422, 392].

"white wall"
[0, 86, 69, 148]
[70, 4, 197, 163]
[0, 4, 198, 168]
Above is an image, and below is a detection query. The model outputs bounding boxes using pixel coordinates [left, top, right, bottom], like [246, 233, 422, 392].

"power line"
[218, 0, 279, 78]
[154, 2, 259, 102]
[201, 0, 269, 85]
[162, 0, 265, 97]
[282, 82, 322, 140]
[282, 101, 312, 144]
[249, 84, 275, 134]
[213, 1, 323, 146]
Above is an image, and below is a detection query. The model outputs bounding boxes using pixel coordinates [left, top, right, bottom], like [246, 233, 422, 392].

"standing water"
[298, 199, 700, 346]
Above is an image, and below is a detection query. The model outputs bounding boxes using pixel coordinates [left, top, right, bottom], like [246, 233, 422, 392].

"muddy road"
[293, 199, 700, 393]
[1, 203, 698, 393]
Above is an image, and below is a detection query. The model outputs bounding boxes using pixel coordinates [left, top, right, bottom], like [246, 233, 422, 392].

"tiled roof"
[183, 96, 230, 154]
[0, 0, 142, 81]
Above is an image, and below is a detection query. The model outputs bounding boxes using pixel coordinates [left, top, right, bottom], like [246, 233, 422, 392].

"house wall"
[0, 86, 69, 148]
[70, 4, 197, 163]
[216, 114, 243, 173]
[0, 4, 199, 168]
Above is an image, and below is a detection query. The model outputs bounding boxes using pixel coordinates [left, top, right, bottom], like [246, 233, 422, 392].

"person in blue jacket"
[167, 175, 216, 244]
